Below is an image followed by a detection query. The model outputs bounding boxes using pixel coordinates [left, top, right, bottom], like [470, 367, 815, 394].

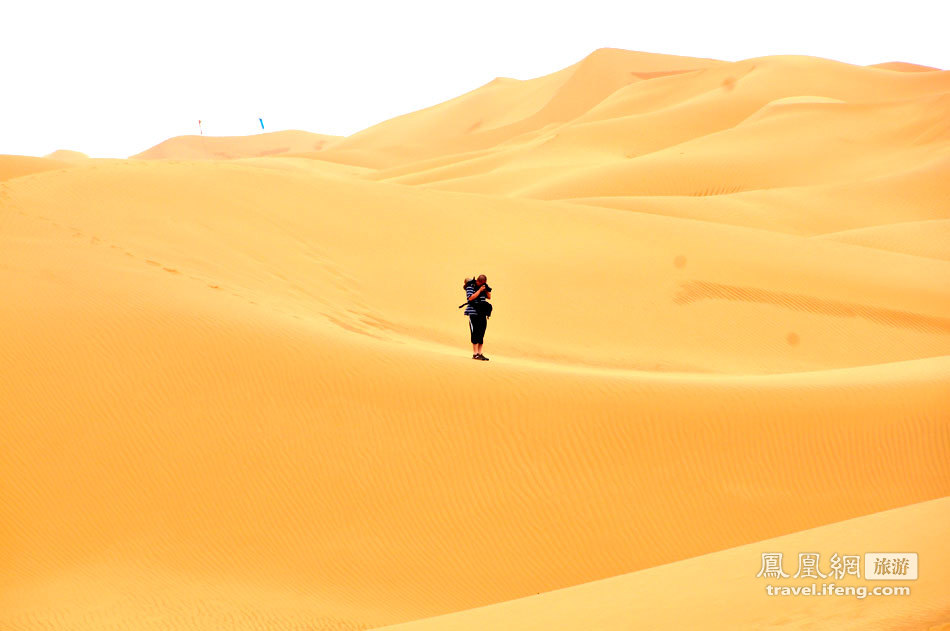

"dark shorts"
[469, 314, 488, 344]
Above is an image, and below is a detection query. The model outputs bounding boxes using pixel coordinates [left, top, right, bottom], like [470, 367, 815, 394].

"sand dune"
[870, 61, 941, 72]
[510, 94, 948, 198]
[131, 130, 342, 160]
[1, 48, 948, 630]
[43, 149, 90, 161]
[324, 49, 723, 167]
[378, 87, 948, 197]
[6, 160, 948, 373]
[375, 498, 950, 631]
[816, 219, 950, 261]
[0, 154, 73, 181]
[355, 55, 947, 183]
[570, 151, 950, 236]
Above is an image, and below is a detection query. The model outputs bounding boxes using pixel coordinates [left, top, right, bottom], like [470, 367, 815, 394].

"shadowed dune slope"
[375, 498, 950, 631]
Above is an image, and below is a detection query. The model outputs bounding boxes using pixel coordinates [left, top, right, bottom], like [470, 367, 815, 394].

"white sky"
[2, 0, 947, 158]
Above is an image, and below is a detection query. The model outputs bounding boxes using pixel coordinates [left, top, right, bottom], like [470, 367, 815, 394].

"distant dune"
[1, 48, 948, 630]
[131, 129, 342, 160]
[869, 61, 941, 72]
[0, 154, 71, 181]
[44, 149, 90, 161]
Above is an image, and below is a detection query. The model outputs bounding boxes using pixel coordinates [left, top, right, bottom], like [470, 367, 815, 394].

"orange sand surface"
[1, 48, 948, 630]
[377, 498, 950, 631]
[0, 155, 72, 182]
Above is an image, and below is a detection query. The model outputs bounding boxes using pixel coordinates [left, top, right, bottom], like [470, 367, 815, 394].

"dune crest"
[43, 149, 90, 161]
[870, 61, 941, 72]
[0, 154, 72, 181]
[131, 129, 342, 160]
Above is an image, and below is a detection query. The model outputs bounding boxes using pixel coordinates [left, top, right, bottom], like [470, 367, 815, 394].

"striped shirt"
[463, 283, 490, 316]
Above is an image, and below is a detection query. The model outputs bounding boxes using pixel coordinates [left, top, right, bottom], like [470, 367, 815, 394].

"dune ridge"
[0, 154, 73, 181]
[131, 130, 342, 160]
[43, 149, 89, 161]
[2, 48, 948, 630]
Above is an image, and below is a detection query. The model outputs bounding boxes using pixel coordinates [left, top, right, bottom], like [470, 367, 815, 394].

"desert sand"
[377, 498, 950, 631]
[1, 48, 948, 630]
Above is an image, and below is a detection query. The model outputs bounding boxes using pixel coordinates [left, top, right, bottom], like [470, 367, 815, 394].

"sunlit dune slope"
[131, 129, 342, 160]
[570, 152, 950, 237]
[363, 58, 948, 198]
[870, 61, 941, 72]
[2, 157, 949, 630]
[375, 498, 950, 631]
[816, 219, 950, 261]
[43, 149, 89, 161]
[316, 48, 723, 167]
[507, 93, 949, 200]
[5, 161, 949, 375]
[0, 154, 72, 181]
[319, 53, 948, 258]
[347, 55, 949, 177]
